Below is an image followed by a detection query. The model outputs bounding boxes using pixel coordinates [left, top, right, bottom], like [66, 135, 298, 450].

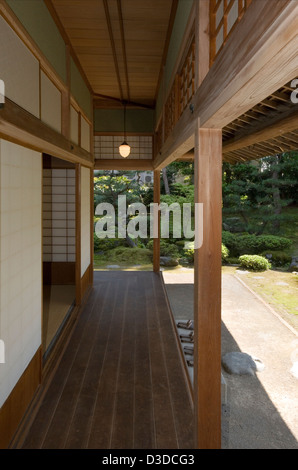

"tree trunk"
[162, 167, 170, 194]
[272, 155, 282, 231]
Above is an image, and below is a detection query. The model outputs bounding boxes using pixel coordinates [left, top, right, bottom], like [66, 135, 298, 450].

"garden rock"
[288, 256, 298, 272]
[160, 256, 179, 267]
[222, 352, 264, 376]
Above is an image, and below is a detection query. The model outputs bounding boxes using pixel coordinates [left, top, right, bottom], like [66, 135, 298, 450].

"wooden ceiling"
[179, 81, 298, 163]
[49, 0, 176, 108]
[222, 82, 298, 162]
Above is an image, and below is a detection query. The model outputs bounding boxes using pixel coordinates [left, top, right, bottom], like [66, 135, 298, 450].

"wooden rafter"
[117, 0, 130, 102]
[103, 0, 124, 101]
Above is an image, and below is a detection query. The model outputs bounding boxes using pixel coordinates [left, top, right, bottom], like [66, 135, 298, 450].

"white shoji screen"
[94, 135, 153, 160]
[43, 168, 76, 262]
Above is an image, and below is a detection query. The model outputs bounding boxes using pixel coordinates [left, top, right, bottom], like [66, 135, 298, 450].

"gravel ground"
[162, 267, 298, 449]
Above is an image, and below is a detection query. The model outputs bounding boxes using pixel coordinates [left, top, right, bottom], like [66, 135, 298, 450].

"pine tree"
[223, 151, 298, 235]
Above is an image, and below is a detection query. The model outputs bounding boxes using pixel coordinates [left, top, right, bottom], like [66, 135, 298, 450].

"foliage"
[95, 246, 152, 265]
[174, 242, 229, 264]
[221, 243, 230, 261]
[147, 239, 180, 258]
[94, 170, 152, 210]
[94, 233, 126, 252]
[160, 183, 194, 210]
[261, 251, 292, 267]
[222, 231, 292, 256]
[223, 152, 298, 234]
[239, 255, 271, 272]
[162, 162, 194, 191]
[225, 257, 241, 265]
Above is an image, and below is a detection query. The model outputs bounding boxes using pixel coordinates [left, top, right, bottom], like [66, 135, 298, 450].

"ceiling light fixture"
[119, 102, 131, 158]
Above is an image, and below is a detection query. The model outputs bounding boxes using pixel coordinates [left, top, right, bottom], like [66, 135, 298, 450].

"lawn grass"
[227, 266, 298, 332]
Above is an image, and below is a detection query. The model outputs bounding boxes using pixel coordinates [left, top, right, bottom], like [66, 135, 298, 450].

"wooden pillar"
[90, 167, 94, 286]
[194, 123, 222, 449]
[75, 163, 82, 305]
[61, 45, 71, 140]
[153, 169, 160, 273]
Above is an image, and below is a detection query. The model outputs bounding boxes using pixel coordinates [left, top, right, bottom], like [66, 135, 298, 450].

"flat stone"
[160, 256, 179, 267]
[222, 352, 264, 376]
[106, 265, 120, 269]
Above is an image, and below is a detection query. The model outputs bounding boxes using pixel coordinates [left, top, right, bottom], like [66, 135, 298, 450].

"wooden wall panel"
[0, 348, 41, 449]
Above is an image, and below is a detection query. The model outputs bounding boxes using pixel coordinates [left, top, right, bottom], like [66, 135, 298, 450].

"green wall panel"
[94, 109, 155, 133]
[155, 0, 194, 123]
[70, 58, 91, 119]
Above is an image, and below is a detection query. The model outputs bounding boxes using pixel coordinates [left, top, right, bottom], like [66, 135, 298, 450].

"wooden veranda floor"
[20, 271, 194, 449]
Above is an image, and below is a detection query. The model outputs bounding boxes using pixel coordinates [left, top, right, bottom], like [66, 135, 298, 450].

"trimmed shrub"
[222, 231, 292, 256]
[183, 248, 194, 263]
[94, 234, 125, 252]
[226, 257, 240, 265]
[222, 243, 230, 262]
[181, 243, 229, 265]
[147, 239, 180, 258]
[239, 255, 271, 272]
[222, 231, 237, 250]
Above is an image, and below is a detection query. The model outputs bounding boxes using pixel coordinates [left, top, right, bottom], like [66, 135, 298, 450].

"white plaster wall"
[80, 166, 90, 276]
[40, 70, 62, 133]
[0, 140, 42, 407]
[70, 106, 79, 145]
[80, 116, 91, 153]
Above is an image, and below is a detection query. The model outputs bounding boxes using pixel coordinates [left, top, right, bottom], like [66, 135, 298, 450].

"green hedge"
[262, 251, 292, 267]
[147, 239, 180, 258]
[239, 255, 271, 272]
[222, 231, 292, 256]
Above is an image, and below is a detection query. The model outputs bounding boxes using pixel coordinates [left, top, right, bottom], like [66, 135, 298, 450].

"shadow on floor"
[165, 282, 298, 449]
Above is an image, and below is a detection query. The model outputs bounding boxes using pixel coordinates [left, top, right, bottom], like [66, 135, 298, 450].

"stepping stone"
[222, 352, 264, 376]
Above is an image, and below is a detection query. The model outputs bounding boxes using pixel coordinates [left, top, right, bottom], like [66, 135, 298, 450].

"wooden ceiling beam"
[194, 0, 298, 129]
[103, 0, 124, 102]
[117, 0, 130, 102]
[93, 94, 154, 109]
[44, 0, 93, 94]
[154, 0, 179, 102]
[94, 158, 153, 171]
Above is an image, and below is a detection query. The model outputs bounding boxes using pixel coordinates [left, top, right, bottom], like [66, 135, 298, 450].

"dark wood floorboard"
[21, 272, 194, 449]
